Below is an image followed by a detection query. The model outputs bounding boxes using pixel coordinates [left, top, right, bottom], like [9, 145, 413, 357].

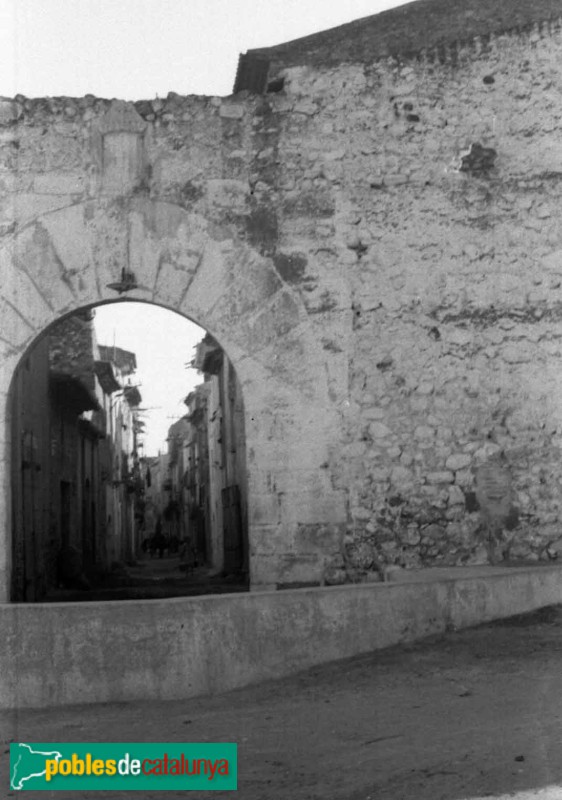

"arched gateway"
[0, 98, 348, 599]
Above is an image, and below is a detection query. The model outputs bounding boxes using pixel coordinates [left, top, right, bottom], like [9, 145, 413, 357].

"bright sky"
[2, 0, 409, 454]
[0, 0, 405, 99]
[93, 303, 204, 456]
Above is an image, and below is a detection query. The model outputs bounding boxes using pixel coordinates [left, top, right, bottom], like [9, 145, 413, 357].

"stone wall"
[243, 0, 562, 79]
[48, 312, 98, 402]
[2, 14, 562, 592]
[3, 565, 562, 709]
[269, 21, 562, 578]
[0, 91, 347, 594]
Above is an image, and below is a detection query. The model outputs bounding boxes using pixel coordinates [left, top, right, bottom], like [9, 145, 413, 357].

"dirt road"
[3, 605, 562, 799]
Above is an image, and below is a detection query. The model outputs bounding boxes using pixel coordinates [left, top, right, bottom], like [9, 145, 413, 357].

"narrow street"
[43, 553, 248, 602]
[4, 605, 562, 799]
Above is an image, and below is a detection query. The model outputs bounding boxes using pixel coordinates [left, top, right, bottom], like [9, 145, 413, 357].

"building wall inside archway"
[10, 308, 147, 602]
[4, 12, 562, 597]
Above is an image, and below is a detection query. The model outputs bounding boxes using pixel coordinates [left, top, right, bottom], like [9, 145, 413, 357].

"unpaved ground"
[4, 605, 562, 799]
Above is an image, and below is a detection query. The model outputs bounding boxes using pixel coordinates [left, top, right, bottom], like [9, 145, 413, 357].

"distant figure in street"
[153, 516, 166, 559]
[179, 536, 197, 574]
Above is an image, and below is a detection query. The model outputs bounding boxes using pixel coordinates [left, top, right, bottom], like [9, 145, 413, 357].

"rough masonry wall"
[271, 20, 562, 576]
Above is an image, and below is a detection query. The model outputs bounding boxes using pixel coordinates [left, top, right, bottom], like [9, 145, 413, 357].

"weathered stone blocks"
[446, 454, 472, 472]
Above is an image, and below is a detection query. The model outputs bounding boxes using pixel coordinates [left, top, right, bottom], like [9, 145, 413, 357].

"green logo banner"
[10, 742, 237, 791]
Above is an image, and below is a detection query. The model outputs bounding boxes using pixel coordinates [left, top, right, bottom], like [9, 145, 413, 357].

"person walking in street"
[153, 516, 166, 559]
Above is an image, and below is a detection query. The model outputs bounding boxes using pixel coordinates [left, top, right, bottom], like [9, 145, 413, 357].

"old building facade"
[10, 313, 142, 599]
[157, 335, 248, 576]
[97, 345, 143, 566]
[145, 334, 248, 577]
[2, 0, 562, 596]
[182, 383, 211, 565]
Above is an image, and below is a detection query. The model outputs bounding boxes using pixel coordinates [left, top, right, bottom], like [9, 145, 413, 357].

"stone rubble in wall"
[332, 28, 562, 580]
[0, 92, 236, 128]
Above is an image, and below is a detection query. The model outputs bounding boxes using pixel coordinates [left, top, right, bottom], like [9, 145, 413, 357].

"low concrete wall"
[2, 565, 562, 709]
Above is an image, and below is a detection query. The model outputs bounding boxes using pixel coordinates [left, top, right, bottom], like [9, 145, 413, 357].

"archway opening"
[9, 301, 249, 602]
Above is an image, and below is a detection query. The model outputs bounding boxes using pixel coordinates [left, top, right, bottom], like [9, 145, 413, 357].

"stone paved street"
[3, 605, 562, 799]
